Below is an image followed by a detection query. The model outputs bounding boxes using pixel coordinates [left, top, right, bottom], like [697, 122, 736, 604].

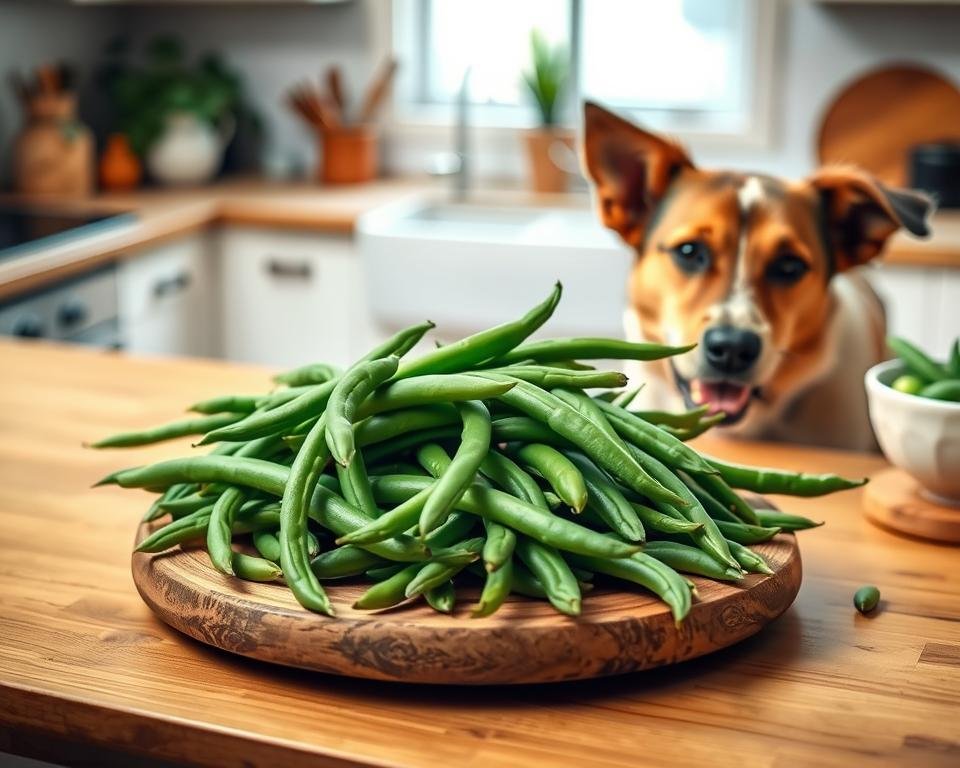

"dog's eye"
[765, 253, 810, 285]
[670, 241, 712, 275]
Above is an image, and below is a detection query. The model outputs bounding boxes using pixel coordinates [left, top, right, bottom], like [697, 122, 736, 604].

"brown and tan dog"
[582, 102, 934, 450]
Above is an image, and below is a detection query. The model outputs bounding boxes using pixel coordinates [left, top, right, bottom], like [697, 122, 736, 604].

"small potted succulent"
[522, 30, 573, 194]
[98, 36, 254, 186]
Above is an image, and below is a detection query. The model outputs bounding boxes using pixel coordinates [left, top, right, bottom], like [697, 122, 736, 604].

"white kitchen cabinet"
[118, 233, 220, 358]
[866, 263, 960, 357]
[218, 227, 380, 368]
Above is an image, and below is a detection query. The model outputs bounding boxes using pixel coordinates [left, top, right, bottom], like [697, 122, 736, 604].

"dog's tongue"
[690, 379, 752, 416]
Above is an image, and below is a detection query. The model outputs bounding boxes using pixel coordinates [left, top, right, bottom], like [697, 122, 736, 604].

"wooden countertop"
[1, 340, 958, 767]
[0, 178, 957, 303]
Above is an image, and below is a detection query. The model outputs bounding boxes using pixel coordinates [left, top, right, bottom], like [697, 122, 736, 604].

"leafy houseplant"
[521, 30, 573, 193]
[98, 36, 254, 184]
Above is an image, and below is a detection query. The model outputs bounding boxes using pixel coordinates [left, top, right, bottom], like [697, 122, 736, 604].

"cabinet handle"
[153, 271, 192, 299]
[266, 259, 312, 280]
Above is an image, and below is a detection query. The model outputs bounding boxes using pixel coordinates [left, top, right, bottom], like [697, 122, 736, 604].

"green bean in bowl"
[91, 283, 861, 622]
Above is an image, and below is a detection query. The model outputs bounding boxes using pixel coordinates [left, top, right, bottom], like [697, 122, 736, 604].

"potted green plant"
[98, 36, 250, 186]
[522, 29, 572, 194]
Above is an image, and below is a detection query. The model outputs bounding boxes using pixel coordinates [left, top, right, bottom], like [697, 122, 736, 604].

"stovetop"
[0, 206, 135, 262]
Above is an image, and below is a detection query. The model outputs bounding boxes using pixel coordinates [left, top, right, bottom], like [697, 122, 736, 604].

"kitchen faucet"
[429, 67, 471, 200]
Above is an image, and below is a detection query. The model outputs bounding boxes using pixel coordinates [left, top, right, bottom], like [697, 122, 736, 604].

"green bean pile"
[888, 336, 960, 402]
[92, 284, 864, 622]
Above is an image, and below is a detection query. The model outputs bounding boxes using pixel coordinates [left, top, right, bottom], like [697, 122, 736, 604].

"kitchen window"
[391, 0, 776, 144]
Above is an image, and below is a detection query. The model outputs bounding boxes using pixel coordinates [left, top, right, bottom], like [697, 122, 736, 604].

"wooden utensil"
[358, 57, 398, 124]
[326, 65, 347, 116]
[817, 64, 960, 186]
[132, 496, 802, 685]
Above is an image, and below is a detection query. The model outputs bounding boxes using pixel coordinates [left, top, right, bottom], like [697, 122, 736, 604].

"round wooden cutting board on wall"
[817, 64, 960, 187]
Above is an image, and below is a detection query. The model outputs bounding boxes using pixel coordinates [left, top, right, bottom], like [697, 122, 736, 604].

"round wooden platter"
[132, 521, 802, 686]
[864, 467, 960, 544]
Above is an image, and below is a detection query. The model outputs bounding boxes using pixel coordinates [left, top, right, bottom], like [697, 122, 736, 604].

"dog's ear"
[582, 101, 694, 249]
[808, 166, 935, 272]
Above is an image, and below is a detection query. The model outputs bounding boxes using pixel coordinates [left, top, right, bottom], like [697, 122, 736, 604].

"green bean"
[623, 444, 739, 570]
[358, 375, 516, 418]
[405, 539, 483, 597]
[664, 413, 725, 441]
[715, 519, 781, 544]
[595, 400, 718, 476]
[472, 558, 514, 617]
[564, 452, 645, 542]
[491, 416, 568, 447]
[515, 443, 588, 512]
[679, 472, 738, 522]
[425, 581, 456, 613]
[136, 505, 280, 553]
[355, 405, 460, 447]
[369, 474, 641, 560]
[279, 413, 334, 615]
[493, 337, 695, 366]
[627, 405, 707, 429]
[854, 585, 881, 614]
[888, 336, 948, 383]
[611, 385, 644, 409]
[335, 450, 379, 518]
[415, 444, 517, 572]
[395, 283, 561, 378]
[144, 483, 196, 521]
[100, 455, 289, 494]
[362, 427, 460, 465]
[641, 541, 743, 581]
[566, 551, 691, 624]
[274, 362, 341, 387]
[481, 365, 627, 390]
[199, 380, 337, 445]
[509, 560, 548, 599]
[365, 564, 407, 581]
[88, 412, 244, 449]
[543, 491, 564, 510]
[157, 491, 216, 515]
[252, 530, 282, 563]
[514, 536, 581, 616]
[311, 545, 385, 579]
[726, 540, 773, 575]
[478, 450, 549, 512]
[754, 509, 823, 531]
[336, 482, 434, 547]
[476, 375, 684, 507]
[189, 395, 260, 415]
[950, 339, 960, 377]
[418, 401, 491, 536]
[688, 471, 759, 525]
[207, 487, 246, 575]
[326, 356, 400, 466]
[629, 501, 703, 535]
[354, 564, 421, 610]
[551, 388, 621, 441]
[704, 456, 866, 497]
[231, 552, 283, 582]
[920, 380, 960, 401]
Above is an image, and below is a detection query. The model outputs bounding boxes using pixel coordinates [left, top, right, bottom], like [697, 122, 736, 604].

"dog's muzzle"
[673, 325, 763, 425]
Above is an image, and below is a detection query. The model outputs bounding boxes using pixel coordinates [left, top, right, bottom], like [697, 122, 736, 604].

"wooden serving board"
[132, 521, 802, 685]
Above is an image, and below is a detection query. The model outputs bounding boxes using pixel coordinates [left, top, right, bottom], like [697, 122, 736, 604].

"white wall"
[0, 0, 121, 186]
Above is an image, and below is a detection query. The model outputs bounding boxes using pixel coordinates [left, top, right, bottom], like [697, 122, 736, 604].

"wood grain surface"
[817, 64, 960, 186]
[864, 467, 960, 543]
[132, 523, 800, 685]
[1, 339, 959, 767]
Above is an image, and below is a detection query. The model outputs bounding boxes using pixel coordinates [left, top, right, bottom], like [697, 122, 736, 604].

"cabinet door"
[118, 234, 218, 357]
[219, 228, 376, 369]
[868, 264, 957, 358]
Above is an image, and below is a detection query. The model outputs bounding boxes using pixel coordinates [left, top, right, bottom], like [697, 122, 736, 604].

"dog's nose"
[703, 326, 761, 375]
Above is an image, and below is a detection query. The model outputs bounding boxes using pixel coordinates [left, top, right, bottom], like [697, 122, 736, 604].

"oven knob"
[58, 299, 88, 328]
[11, 314, 46, 338]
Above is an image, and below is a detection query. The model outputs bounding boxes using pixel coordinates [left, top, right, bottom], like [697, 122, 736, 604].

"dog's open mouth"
[673, 366, 758, 425]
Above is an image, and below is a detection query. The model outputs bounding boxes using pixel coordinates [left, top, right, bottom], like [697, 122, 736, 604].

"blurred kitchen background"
[0, 0, 957, 369]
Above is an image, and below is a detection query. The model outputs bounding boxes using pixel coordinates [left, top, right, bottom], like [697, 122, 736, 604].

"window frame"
[377, 0, 780, 152]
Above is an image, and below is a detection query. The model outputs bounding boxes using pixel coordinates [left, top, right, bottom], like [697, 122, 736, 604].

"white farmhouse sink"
[356, 198, 633, 338]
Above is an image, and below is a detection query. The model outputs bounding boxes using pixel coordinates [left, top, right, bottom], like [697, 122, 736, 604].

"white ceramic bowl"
[865, 359, 960, 503]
